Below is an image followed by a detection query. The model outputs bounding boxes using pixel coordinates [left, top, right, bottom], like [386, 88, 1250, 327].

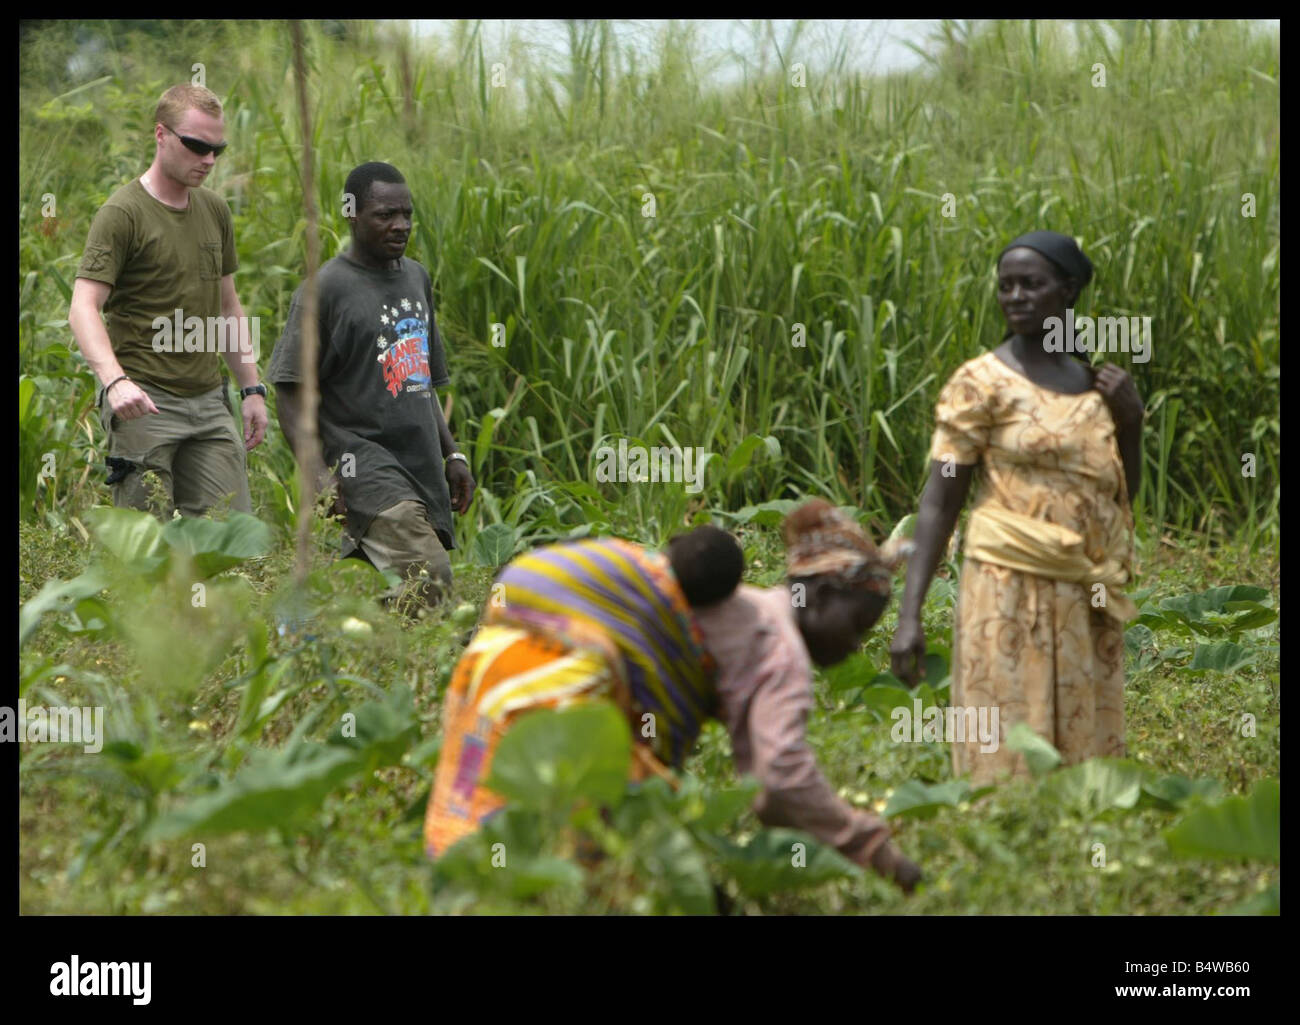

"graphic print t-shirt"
[267, 250, 454, 549]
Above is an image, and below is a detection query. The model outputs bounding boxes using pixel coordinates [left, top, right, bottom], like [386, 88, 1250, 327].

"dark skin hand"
[891, 247, 1144, 685]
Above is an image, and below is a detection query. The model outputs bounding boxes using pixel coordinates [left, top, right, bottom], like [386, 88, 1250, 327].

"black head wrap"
[998, 230, 1093, 291]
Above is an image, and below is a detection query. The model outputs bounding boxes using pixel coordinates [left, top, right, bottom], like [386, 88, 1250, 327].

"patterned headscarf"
[783, 499, 911, 595]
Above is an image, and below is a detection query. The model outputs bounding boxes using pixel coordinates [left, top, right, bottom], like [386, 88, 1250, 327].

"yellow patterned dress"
[929, 351, 1136, 784]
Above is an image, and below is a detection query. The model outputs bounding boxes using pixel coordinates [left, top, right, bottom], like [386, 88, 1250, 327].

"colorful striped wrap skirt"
[424, 537, 716, 858]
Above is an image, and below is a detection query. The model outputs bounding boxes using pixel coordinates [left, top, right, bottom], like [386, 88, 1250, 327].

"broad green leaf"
[161, 512, 271, 577]
[504, 855, 587, 899]
[485, 702, 631, 814]
[640, 819, 716, 914]
[1157, 585, 1269, 626]
[1164, 778, 1279, 863]
[1187, 642, 1256, 674]
[883, 779, 970, 819]
[1220, 602, 1278, 634]
[706, 828, 861, 897]
[85, 506, 168, 574]
[922, 652, 948, 685]
[1005, 722, 1062, 776]
[1139, 774, 1224, 811]
[469, 522, 520, 568]
[19, 568, 107, 648]
[1044, 758, 1146, 817]
[858, 683, 911, 722]
[730, 499, 797, 527]
[326, 685, 420, 771]
[692, 777, 761, 830]
[822, 652, 878, 694]
[148, 745, 364, 839]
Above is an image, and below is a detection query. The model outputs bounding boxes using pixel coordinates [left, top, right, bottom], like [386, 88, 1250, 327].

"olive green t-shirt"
[75, 179, 239, 396]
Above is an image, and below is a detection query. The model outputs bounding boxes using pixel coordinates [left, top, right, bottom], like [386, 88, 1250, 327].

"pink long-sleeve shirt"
[691, 584, 892, 868]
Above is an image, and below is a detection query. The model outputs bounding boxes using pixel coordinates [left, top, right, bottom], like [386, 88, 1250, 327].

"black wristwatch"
[240, 384, 268, 399]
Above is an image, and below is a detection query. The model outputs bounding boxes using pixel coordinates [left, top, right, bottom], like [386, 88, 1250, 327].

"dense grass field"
[18, 19, 1279, 914]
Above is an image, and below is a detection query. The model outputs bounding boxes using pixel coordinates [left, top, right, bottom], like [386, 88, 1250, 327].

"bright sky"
[405, 20, 941, 83]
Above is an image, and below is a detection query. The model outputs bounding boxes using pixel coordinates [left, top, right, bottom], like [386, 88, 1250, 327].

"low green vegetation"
[18, 20, 1278, 914]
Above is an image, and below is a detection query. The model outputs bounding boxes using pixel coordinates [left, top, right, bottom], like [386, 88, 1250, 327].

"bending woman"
[425, 502, 921, 892]
[890, 231, 1145, 784]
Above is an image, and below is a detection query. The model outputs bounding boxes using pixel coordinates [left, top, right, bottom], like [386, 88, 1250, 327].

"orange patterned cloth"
[424, 623, 619, 858]
[930, 352, 1133, 784]
[424, 621, 674, 858]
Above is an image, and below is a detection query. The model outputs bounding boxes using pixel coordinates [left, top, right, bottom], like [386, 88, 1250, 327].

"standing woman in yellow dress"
[890, 231, 1146, 784]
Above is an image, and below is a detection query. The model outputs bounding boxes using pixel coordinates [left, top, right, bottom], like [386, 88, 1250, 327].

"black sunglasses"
[161, 123, 228, 157]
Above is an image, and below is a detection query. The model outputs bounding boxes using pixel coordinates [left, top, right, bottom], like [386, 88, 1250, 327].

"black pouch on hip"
[105, 456, 138, 485]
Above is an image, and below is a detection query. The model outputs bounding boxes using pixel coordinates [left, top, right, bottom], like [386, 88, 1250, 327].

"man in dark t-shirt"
[268, 162, 474, 608]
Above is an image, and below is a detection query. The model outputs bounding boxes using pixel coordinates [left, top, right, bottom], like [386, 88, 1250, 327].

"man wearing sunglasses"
[69, 83, 266, 518]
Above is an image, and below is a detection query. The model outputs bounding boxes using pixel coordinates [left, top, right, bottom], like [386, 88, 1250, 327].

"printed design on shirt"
[375, 297, 430, 397]
[81, 243, 112, 273]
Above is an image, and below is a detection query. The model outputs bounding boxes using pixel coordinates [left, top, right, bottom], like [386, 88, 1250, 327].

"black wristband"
[104, 375, 130, 394]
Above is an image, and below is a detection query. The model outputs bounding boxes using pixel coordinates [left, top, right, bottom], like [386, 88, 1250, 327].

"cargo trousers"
[98, 380, 252, 518]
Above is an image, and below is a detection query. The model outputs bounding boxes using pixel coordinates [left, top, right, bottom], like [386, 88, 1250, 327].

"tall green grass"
[19, 19, 1279, 547]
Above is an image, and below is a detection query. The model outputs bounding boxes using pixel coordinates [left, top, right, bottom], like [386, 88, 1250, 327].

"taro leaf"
[85, 506, 169, 575]
[505, 856, 587, 900]
[1220, 601, 1278, 634]
[19, 567, 107, 648]
[909, 682, 940, 711]
[883, 779, 970, 819]
[823, 653, 877, 694]
[922, 652, 948, 685]
[1164, 778, 1279, 863]
[485, 702, 631, 815]
[1139, 773, 1224, 811]
[1157, 585, 1269, 627]
[859, 684, 911, 722]
[66, 596, 113, 637]
[469, 522, 520, 568]
[1186, 642, 1257, 674]
[692, 777, 761, 831]
[1006, 722, 1063, 776]
[731, 499, 798, 527]
[1125, 623, 1155, 656]
[705, 828, 861, 898]
[161, 512, 271, 578]
[326, 684, 420, 772]
[147, 745, 363, 839]
[1043, 758, 1146, 817]
[433, 806, 582, 900]
[640, 819, 716, 914]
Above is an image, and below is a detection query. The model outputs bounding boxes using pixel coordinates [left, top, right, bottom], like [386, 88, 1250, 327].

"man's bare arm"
[219, 275, 266, 450]
[68, 277, 158, 419]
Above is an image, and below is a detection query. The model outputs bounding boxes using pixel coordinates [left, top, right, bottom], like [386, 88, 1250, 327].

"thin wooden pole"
[290, 20, 323, 588]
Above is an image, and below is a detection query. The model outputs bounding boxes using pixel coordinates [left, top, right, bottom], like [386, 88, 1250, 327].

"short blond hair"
[154, 84, 222, 128]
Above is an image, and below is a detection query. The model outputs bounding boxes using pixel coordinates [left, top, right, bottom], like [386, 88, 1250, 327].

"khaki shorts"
[98, 381, 251, 518]
[346, 499, 452, 608]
